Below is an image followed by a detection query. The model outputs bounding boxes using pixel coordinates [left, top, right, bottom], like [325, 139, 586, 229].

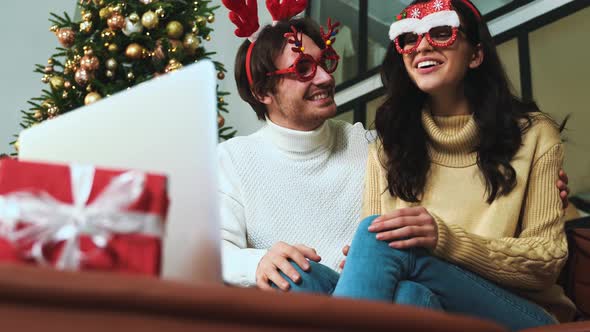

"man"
[218, 17, 570, 293]
[219, 17, 368, 291]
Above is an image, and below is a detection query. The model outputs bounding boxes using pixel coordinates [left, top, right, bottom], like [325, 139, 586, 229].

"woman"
[332, 0, 575, 330]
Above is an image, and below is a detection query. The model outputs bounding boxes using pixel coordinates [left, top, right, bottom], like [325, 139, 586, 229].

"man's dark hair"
[235, 17, 325, 120]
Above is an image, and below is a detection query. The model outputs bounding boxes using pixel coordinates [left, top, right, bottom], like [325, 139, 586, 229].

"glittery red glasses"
[395, 26, 464, 54]
[267, 47, 340, 82]
[267, 19, 341, 82]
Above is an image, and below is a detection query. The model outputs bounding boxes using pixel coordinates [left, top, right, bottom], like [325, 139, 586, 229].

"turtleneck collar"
[261, 117, 334, 158]
[421, 110, 478, 167]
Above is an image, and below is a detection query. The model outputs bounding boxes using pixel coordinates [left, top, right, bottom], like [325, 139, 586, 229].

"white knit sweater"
[218, 118, 371, 286]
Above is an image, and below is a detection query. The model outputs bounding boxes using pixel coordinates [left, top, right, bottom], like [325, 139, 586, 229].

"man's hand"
[369, 206, 438, 250]
[256, 242, 321, 292]
[557, 169, 570, 209]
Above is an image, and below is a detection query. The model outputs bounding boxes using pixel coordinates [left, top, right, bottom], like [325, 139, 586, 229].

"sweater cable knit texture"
[219, 119, 370, 287]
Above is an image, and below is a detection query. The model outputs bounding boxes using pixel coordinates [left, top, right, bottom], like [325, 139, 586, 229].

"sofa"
[0, 259, 588, 332]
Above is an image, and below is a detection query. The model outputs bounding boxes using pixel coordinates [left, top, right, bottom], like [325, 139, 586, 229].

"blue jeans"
[332, 215, 557, 331]
[274, 260, 442, 309]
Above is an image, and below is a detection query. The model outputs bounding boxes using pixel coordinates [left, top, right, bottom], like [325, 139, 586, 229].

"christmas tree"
[9, 0, 235, 155]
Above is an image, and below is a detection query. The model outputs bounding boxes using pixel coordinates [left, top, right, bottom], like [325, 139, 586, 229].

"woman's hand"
[339, 244, 350, 269]
[557, 169, 570, 209]
[368, 207, 438, 250]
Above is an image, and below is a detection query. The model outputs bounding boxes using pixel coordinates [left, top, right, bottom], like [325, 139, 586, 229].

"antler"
[266, 0, 308, 22]
[320, 18, 340, 46]
[221, 0, 260, 38]
[284, 26, 304, 53]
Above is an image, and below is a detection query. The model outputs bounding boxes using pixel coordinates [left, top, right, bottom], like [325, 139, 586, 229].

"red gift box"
[0, 158, 169, 276]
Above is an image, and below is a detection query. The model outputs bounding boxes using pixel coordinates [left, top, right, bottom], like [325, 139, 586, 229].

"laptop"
[18, 61, 222, 285]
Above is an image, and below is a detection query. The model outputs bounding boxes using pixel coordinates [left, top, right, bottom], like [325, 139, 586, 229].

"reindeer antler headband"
[222, 0, 308, 86]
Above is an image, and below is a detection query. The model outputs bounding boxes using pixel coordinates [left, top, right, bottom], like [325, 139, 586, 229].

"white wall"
[0, 1, 76, 154]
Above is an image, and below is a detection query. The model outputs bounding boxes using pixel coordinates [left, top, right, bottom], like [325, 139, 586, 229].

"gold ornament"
[84, 92, 102, 105]
[93, 0, 105, 5]
[33, 110, 43, 120]
[82, 11, 93, 21]
[155, 7, 166, 18]
[79, 21, 94, 34]
[75, 68, 92, 86]
[125, 43, 143, 60]
[64, 59, 77, 71]
[183, 33, 200, 51]
[56, 28, 76, 47]
[62, 91, 69, 98]
[168, 39, 183, 57]
[141, 11, 159, 29]
[205, 35, 211, 41]
[47, 58, 54, 65]
[108, 43, 119, 53]
[41, 100, 53, 110]
[101, 28, 116, 41]
[217, 71, 225, 80]
[207, 14, 215, 23]
[107, 13, 126, 30]
[50, 25, 59, 33]
[166, 21, 184, 39]
[193, 1, 199, 7]
[49, 76, 65, 89]
[219, 97, 225, 104]
[99, 7, 111, 19]
[111, 4, 123, 14]
[129, 13, 140, 24]
[80, 55, 100, 71]
[217, 114, 225, 127]
[64, 81, 72, 90]
[44, 65, 54, 74]
[106, 70, 115, 78]
[106, 58, 117, 70]
[86, 85, 93, 93]
[83, 46, 94, 56]
[191, 26, 199, 34]
[48, 106, 60, 116]
[139, 0, 155, 4]
[196, 16, 206, 26]
[127, 72, 135, 80]
[164, 59, 183, 73]
[41, 75, 50, 84]
[13, 140, 19, 153]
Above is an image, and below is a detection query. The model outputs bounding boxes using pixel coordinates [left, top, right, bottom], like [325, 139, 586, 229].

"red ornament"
[80, 55, 100, 71]
[74, 68, 93, 86]
[107, 14, 126, 31]
[56, 28, 76, 48]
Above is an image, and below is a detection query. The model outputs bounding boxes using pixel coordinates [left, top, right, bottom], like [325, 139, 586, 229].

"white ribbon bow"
[0, 164, 164, 270]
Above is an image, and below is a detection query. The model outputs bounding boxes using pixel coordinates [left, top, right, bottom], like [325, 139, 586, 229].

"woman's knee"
[352, 215, 382, 245]
[274, 260, 339, 294]
[395, 281, 443, 310]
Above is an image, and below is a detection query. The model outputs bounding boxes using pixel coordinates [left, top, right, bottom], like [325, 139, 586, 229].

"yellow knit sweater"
[362, 111, 576, 322]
